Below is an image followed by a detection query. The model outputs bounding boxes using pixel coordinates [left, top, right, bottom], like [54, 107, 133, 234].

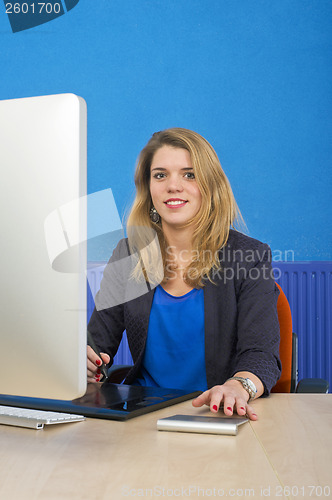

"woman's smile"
[164, 198, 188, 208]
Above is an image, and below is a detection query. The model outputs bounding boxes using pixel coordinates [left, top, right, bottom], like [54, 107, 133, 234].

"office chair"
[108, 283, 329, 393]
[271, 282, 329, 393]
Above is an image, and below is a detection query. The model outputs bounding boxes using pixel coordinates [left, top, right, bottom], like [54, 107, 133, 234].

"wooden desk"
[0, 394, 331, 500]
[251, 394, 332, 497]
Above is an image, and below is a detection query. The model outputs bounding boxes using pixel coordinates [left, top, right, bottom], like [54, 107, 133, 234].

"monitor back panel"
[0, 94, 87, 400]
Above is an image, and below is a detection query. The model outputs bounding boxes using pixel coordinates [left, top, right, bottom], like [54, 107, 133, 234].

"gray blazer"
[88, 229, 281, 394]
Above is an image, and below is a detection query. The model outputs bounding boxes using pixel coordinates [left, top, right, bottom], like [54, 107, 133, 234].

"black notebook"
[0, 382, 201, 421]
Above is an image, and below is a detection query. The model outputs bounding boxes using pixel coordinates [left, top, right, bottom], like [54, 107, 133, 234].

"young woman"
[87, 128, 281, 420]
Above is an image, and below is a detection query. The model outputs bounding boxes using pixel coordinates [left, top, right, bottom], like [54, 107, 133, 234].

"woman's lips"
[164, 199, 188, 208]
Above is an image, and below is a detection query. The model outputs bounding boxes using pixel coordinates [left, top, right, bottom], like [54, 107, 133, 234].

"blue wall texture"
[1, 0, 331, 261]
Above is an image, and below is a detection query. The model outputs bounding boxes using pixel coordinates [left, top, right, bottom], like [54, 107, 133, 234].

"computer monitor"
[0, 93, 87, 400]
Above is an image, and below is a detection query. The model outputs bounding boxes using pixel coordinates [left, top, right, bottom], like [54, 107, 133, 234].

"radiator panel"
[273, 262, 332, 391]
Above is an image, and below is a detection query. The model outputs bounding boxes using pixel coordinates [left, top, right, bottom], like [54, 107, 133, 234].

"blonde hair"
[126, 128, 244, 287]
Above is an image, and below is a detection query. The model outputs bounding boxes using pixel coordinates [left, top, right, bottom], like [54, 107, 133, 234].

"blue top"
[134, 285, 207, 391]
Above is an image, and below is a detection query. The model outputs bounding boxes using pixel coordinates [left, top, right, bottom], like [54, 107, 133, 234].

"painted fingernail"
[213, 405, 218, 411]
[96, 368, 101, 375]
[227, 407, 232, 411]
[240, 407, 245, 410]
[95, 359, 101, 366]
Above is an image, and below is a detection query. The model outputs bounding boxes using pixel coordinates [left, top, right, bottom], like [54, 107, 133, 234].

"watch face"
[246, 378, 257, 394]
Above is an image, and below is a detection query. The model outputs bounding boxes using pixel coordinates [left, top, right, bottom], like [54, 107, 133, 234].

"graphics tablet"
[0, 382, 201, 421]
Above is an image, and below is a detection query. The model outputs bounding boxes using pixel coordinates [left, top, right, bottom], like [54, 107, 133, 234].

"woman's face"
[149, 146, 202, 231]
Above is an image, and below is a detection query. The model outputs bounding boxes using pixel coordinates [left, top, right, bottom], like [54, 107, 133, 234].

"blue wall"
[1, 0, 331, 260]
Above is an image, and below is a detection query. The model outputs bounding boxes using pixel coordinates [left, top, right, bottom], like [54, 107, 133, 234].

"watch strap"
[226, 376, 257, 401]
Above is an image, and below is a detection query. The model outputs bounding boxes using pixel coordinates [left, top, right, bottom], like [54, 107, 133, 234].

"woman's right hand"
[87, 345, 111, 383]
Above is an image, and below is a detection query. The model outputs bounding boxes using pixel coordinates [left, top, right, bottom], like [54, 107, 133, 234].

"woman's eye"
[185, 172, 195, 179]
[153, 173, 165, 179]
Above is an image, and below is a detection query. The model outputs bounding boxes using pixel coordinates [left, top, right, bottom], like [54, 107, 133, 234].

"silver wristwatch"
[226, 376, 257, 401]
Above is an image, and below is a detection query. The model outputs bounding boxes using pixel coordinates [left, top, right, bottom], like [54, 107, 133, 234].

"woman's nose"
[166, 175, 183, 192]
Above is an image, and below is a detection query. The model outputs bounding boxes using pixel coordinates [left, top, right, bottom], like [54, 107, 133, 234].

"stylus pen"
[87, 330, 109, 381]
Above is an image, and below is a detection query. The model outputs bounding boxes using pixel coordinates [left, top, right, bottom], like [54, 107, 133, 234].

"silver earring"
[150, 206, 160, 224]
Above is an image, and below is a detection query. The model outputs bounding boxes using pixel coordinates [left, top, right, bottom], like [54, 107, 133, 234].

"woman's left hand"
[192, 379, 258, 421]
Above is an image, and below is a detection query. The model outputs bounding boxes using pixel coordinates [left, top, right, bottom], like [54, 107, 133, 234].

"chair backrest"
[271, 282, 293, 393]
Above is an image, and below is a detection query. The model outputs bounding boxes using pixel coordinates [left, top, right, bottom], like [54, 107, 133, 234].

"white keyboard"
[0, 405, 85, 429]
